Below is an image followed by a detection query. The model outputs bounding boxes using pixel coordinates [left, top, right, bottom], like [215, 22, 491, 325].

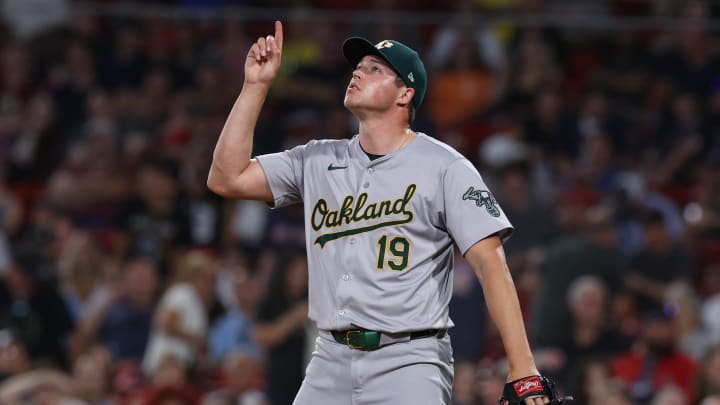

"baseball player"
[208, 21, 571, 405]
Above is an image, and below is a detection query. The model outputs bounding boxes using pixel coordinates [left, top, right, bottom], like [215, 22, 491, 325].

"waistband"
[325, 328, 446, 351]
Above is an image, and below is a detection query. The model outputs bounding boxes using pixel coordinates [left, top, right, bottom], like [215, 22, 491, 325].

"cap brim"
[342, 37, 389, 69]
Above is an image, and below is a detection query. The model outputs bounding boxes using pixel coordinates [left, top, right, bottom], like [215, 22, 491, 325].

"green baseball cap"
[342, 37, 427, 110]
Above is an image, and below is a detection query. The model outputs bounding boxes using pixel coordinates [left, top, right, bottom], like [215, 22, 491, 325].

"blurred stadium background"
[0, 0, 719, 404]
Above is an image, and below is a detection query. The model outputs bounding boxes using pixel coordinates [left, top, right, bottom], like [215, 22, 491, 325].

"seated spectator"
[208, 264, 261, 364]
[0, 247, 74, 369]
[532, 204, 628, 347]
[522, 89, 576, 175]
[626, 210, 694, 312]
[114, 155, 191, 277]
[611, 308, 697, 404]
[59, 231, 110, 322]
[665, 283, 712, 361]
[560, 276, 628, 383]
[508, 28, 563, 106]
[142, 250, 216, 377]
[72, 345, 113, 405]
[70, 258, 158, 362]
[202, 350, 269, 405]
[137, 354, 201, 405]
[254, 250, 309, 405]
[427, 37, 497, 127]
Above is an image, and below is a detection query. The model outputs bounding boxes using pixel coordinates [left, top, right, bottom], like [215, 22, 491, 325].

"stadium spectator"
[611, 309, 698, 404]
[142, 250, 216, 378]
[254, 250, 309, 405]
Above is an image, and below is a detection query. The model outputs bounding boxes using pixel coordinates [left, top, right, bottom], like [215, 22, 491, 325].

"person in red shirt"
[610, 307, 697, 404]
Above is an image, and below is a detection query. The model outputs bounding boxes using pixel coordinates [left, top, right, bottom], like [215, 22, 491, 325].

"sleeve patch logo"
[462, 187, 501, 217]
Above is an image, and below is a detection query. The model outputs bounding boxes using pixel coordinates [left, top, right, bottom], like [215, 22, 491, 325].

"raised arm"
[207, 21, 284, 201]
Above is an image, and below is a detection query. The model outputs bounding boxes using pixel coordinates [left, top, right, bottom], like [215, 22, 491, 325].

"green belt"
[331, 329, 445, 350]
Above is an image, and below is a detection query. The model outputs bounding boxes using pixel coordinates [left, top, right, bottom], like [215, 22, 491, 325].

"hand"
[501, 375, 571, 405]
[244, 20, 283, 85]
[506, 373, 550, 405]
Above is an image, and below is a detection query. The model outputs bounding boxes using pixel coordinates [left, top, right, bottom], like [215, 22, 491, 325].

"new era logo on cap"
[342, 37, 427, 110]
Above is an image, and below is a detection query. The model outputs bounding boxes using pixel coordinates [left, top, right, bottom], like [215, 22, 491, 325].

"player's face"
[344, 55, 404, 113]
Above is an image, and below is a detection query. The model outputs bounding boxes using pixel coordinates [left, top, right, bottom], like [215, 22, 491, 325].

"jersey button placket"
[363, 167, 373, 189]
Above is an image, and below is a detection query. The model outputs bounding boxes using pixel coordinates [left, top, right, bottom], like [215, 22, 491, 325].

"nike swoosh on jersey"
[327, 163, 348, 171]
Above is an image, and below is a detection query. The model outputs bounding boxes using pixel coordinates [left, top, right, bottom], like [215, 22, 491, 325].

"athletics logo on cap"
[376, 40, 394, 49]
[342, 37, 427, 110]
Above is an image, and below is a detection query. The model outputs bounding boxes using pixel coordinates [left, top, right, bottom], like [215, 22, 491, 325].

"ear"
[396, 87, 415, 107]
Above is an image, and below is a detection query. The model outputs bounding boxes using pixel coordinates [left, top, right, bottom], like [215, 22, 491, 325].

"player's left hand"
[244, 20, 284, 85]
[498, 375, 573, 405]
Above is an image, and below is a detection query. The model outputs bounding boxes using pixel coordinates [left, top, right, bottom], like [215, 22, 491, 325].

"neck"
[358, 117, 414, 155]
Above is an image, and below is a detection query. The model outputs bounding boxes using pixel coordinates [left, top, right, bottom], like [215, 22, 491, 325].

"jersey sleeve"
[443, 158, 513, 255]
[255, 143, 308, 208]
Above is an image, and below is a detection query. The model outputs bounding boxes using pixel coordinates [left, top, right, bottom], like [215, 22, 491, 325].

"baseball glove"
[498, 375, 573, 405]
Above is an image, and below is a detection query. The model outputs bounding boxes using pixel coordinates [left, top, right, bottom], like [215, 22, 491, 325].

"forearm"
[254, 308, 306, 348]
[480, 263, 537, 377]
[70, 299, 114, 358]
[466, 237, 538, 379]
[208, 83, 270, 192]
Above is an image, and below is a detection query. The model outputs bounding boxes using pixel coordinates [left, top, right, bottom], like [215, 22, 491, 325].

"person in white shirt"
[142, 250, 217, 377]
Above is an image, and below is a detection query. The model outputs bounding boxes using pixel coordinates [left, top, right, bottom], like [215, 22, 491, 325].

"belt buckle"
[345, 330, 365, 350]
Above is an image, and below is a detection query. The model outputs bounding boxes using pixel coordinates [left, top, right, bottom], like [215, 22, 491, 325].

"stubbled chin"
[343, 98, 361, 115]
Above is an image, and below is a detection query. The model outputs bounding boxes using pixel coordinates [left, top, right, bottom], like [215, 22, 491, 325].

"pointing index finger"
[274, 20, 283, 49]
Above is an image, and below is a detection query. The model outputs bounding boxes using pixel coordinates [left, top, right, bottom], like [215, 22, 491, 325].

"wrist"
[242, 81, 272, 92]
[506, 367, 540, 382]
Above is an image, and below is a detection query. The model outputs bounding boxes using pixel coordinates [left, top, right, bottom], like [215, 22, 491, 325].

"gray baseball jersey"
[256, 133, 512, 333]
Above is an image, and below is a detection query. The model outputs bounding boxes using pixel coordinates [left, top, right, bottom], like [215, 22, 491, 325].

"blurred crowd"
[0, 0, 719, 404]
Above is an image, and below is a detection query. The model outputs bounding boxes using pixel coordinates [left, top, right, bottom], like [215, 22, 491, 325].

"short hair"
[567, 275, 606, 307]
[408, 104, 416, 124]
